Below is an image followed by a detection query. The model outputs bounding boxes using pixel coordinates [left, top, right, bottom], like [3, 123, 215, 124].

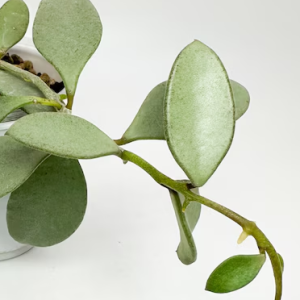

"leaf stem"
[0, 60, 62, 105]
[119, 149, 282, 300]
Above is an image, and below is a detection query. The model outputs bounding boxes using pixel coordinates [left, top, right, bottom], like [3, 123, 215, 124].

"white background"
[0, 0, 299, 299]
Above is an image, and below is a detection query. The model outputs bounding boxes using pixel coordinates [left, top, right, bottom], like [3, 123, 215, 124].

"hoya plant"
[0, 0, 283, 299]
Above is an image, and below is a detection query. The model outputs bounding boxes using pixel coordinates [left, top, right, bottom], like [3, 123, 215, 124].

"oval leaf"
[33, 0, 102, 101]
[7, 155, 87, 247]
[0, 69, 55, 113]
[231, 80, 250, 120]
[206, 254, 266, 293]
[0, 136, 48, 198]
[6, 112, 121, 159]
[169, 186, 201, 265]
[0, 0, 29, 56]
[164, 40, 235, 187]
[122, 79, 248, 144]
[121, 82, 166, 143]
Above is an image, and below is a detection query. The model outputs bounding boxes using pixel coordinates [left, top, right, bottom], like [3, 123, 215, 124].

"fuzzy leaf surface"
[0, 136, 48, 198]
[164, 40, 235, 187]
[0, 0, 29, 55]
[33, 0, 102, 99]
[205, 254, 266, 293]
[7, 156, 87, 247]
[0, 69, 54, 113]
[122, 82, 166, 143]
[7, 112, 120, 159]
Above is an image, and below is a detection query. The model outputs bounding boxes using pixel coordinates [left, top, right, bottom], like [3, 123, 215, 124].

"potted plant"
[0, 0, 283, 299]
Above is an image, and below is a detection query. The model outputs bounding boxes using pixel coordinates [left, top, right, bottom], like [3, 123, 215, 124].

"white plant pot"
[0, 37, 62, 261]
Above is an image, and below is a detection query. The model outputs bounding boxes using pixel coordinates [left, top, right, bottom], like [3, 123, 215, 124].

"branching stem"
[119, 149, 282, 300]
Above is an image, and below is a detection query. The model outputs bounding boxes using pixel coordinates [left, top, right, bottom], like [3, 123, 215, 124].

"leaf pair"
[122, 41, 250, 187]
[169, 186, 201, 265]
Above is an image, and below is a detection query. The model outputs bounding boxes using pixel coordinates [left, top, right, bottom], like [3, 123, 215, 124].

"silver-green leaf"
[33, 0, 102, 102]
[0, 69, 55, 113]
[7, 155, 87, 247]
[0, 136, 48, 198]
[121, 82, 166, 143]
[164, 40, 235, 187]
[0, 0, 29, 57]
[121, 79, 249, 144]
[231, 80, 250, 120]
[0, 95, 57, 122]
[169, 186, 201, 265]
[6, 112, 121, 159]
[206, 254, 266, 293]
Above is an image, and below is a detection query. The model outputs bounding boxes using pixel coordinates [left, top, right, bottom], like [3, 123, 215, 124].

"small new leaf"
[169, 187, 201, 265]
[0, 0, 29, 57]
[33, 0, 103, 105]
[0, 69, 55, 113]
[205, 254, 266, 293]
[7, 156, 87, 247]
[231, 80, 250, 120]
[0, 136, 48, 198]
[6, 112, 121, 159]
[164, 40, 235, 187]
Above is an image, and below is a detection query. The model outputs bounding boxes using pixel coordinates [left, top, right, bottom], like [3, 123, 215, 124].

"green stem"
[0, 60, 62, 105]
[119, 149, 282, 300]
[66, 93, 74, 110]
[33, 96, 62, 109]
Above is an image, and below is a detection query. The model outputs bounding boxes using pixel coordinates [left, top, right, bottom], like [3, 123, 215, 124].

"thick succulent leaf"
[122, 79, 248, 144]
[164, 40, 235, 187]
[122, 79, 249, 144]
[169, 187, 201, 265]
[0, 95, 51, 122]
[0, 136, 48, 198]
[33, 0, 102, 101]
[206, 254, 266, 293]
[230, 80, 250, 120]
[7, 155, 87, 247]
[121, 82, 166, 143]
[0, 69, 55, 113]
[7, 112, 121, 159]
[278, 253, 284, 272]
[0, 0, 29, 56]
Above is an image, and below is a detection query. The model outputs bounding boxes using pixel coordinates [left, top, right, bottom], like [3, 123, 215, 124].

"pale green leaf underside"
[0, 69, 55, 113]
[122, 82, 166, 143]
[0, 136, 48, 198]
[33, 0, 102, 98]
[0, 95, 47, 122]
[0, 0, 29, 55]
[165, 40, 235, 187]
[205, 254, 266, 293]
[169, 187, 201, 265]
[122, 79, 249, 143]
[7, 112, 121, 159]
[231, 80, 250, 120]
[7, 155, 87, 247]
